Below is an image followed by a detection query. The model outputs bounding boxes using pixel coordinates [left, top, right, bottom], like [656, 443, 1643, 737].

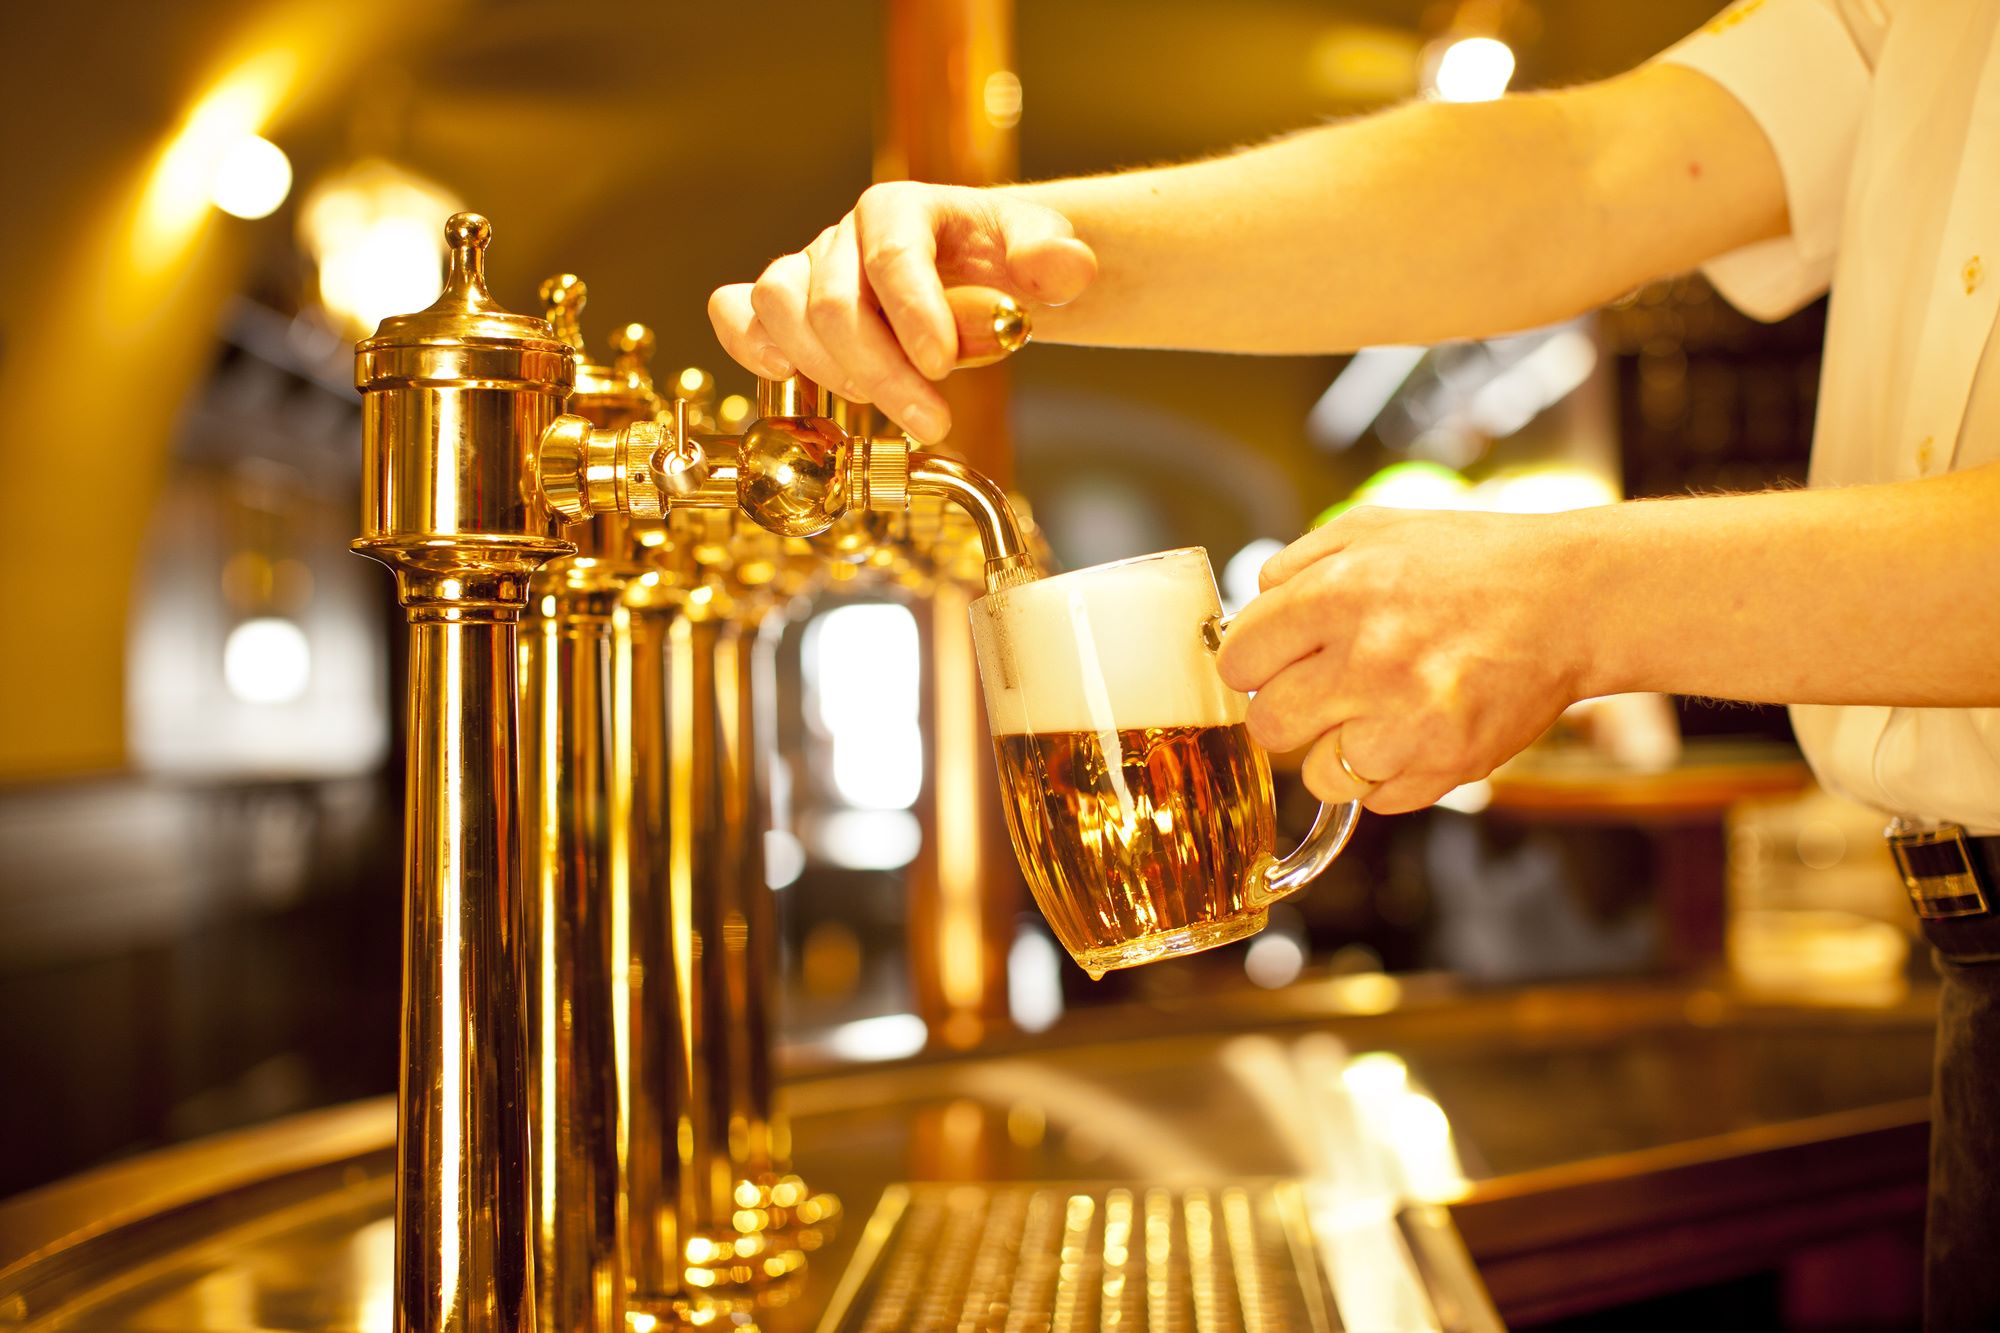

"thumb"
[996, 201, 1098, 305]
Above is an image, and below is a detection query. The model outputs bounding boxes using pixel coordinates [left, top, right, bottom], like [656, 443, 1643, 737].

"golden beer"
[994, 723, 1278, 976]
[970, 547, 1359, 973]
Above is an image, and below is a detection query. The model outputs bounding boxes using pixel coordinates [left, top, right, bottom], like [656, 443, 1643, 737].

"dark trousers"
[1928, 954, 2000, 1329]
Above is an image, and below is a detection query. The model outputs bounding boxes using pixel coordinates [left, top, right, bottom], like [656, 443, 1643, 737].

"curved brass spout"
[907, 450, 1037, 591]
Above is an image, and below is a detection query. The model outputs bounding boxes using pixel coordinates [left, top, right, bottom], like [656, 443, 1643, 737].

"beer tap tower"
[355, 212, 1031, 1331]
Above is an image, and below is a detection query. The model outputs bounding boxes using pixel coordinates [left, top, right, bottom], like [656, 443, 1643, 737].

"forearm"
[1572, 464, 2000, 707]
[1007, 64, 1785, 354]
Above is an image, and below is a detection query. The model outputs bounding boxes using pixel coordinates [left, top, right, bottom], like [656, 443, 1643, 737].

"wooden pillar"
[882, 0, 1025, 1048]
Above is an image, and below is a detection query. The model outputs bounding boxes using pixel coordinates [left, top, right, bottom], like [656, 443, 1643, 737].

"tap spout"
[908, 450, 1037, 592]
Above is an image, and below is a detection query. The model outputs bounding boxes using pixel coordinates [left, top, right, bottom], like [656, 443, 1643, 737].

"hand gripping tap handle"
[755, 285, 1031, 417]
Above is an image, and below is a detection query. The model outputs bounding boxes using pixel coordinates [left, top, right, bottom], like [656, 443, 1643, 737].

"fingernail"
[903, 403, 948, 442]
[758, 345, 793, 379]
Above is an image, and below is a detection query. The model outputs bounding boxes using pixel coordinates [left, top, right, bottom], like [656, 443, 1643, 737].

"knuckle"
[749, 270, 790, 319]
[858, 181, 902, 211]
[862, 239, 916, 280]
[804, 287, 847, 333]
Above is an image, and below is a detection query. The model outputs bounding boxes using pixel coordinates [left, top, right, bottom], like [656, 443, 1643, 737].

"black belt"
[1890, 821, 2000, 962]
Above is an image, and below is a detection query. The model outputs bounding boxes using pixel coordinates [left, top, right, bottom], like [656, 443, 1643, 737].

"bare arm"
[1009, 63, 1786, 353]
[1218, 466, 2000, 814]
[709, 62, 1786, 438]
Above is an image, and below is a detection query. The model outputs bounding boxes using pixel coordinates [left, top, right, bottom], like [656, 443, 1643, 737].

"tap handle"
[944, 286, 1031, 369]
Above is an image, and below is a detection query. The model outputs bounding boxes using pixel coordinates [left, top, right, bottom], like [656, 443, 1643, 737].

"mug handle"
[1202, 612, 1364, 908]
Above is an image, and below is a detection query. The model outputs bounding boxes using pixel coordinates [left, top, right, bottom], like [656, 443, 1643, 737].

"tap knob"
[945, 286, 1030, 367]
[652, 396, 710, 498]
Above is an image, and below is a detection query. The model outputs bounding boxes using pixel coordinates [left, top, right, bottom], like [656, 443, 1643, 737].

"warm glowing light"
[299, 160, 462, 337]
[222, 616, 311, 704]
[628, 1317, 659, 1333]
[764, 828, 805, 889]
[983, 70, 1024, 128]
[1008, 927, 1065, 1032]
[1324, 971, 1403, 1014]
[719, 394, 752, 428]
[679, 367, 708, 394]
[1432, 36, 1515, 103]
[1435, 779, 1493, 814]
[1310, 23, 1421, 101]
[808, 603, 923, 809]
[1341, 1051, 1411, 1102]
[1475, 465, 1620, 514]
[811, 808, 922, 870]
[1353, 460, 1474, 512]
[1245, 931, 1307, 989]
[137, 51, 296, 262]
[825, 1012, 929, 1061]
[211, 133, 291, 218]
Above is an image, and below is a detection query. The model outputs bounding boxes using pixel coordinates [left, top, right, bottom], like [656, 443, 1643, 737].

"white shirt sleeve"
[1658, 0, 1880, 321]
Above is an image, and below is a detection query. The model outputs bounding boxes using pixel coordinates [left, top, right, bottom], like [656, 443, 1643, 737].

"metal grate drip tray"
[814, 1181, 1502, 1333]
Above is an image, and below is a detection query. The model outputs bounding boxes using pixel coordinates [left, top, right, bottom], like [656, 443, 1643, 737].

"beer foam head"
[971, 547, 1247, 735]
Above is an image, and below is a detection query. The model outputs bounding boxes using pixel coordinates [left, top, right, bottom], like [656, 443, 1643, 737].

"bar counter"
[0, 974, 1935, 1329]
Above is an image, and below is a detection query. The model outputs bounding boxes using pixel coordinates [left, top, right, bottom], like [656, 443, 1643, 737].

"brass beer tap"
[356, 210, 1036, 1332]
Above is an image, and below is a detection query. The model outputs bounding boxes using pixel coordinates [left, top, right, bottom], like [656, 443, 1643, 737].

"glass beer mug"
[970, 547, 1361, 975]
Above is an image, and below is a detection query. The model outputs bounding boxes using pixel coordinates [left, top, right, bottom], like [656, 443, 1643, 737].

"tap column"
[354, 214, 567, 1333]
[518, 275, 665, 1331]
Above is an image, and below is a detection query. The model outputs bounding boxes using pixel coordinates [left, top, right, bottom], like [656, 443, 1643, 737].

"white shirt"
[1664, 0, 2000, 832]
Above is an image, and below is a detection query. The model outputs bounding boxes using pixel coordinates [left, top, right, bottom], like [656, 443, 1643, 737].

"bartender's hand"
[707, 183, 1096, 442]
[1216, 506, 1585, 815]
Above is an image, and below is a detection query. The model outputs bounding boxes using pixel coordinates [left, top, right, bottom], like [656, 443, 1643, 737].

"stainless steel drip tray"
[813, 1181, 1503, 1333]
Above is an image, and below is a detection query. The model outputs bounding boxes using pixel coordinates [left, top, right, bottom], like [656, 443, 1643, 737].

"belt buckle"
[1888, 819, 1989, 920]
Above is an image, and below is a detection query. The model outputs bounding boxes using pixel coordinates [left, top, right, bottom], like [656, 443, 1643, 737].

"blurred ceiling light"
[1430, 35, 1515, 102]
[299, 160, 462, 338]
[211, 134, 292, 219]
[983, 70, 1024, 129]
[1310, 24, 1422, 102]
[138, 51, 296, 260]
[223, 616, 311, 705]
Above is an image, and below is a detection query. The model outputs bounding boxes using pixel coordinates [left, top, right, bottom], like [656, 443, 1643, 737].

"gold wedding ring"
[1332, 725, 1381, 791]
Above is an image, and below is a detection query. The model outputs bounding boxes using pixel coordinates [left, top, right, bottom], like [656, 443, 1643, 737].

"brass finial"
[540, 273, 587, 354]
[438, 212, 497, 313]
